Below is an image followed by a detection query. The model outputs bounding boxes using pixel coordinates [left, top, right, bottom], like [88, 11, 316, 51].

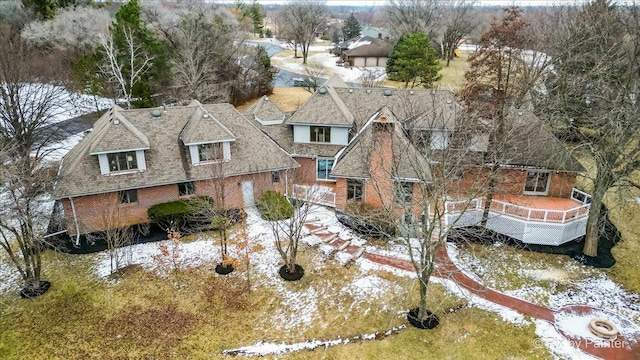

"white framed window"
[310, 126, 331, 143]
[316, 158, 335, 181]
[524, 171, 550, 195]
[198, 143, 223, 162]
[108, 151, 138, 172]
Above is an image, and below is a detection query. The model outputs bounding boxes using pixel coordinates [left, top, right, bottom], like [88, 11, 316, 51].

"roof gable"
[180, 106, 236, 145]
[243, 95, 286, 124]
[89, 107, 150, 154]
[286, 86, 354, 126]
[332, 107, 431, 181]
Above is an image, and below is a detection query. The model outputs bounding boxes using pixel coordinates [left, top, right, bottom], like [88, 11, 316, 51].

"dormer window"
[96, 150, 147, 175]
[198, 143, 223, 162]
[108, 151, 138, 172]
[310, 126, 331, 143]
[188, 141, 231, 165]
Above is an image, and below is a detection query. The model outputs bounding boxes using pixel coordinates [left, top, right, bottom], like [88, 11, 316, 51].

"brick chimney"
[366, 112, 395, 209]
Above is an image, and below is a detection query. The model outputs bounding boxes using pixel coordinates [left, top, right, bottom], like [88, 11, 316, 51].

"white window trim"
[316, 157, 336, 182]
[189, 141, 231, 165]
[98, 150, 146, 175]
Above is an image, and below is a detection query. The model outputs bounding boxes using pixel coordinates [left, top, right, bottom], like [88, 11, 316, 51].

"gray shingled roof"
[493, 110, 585, 172]
[180, 104, 236, 145]
[88, 107, 150, 154]
[286, 86, 354, 126]
[54, 103, 298, 199]
[322, 74, 349, 88]
[243, 95, 286, 123]
[332, 106, 432, 181]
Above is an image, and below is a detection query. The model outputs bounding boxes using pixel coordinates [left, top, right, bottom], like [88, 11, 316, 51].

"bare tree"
[279, 1, 329, 64]
[303, 61, 328, 92]
[87, 205, 134, 275]
[344, 105, 484, 327]
[99, 27, 154, 109]
[358, 67, 385, 88]
[461, 7, 541, 226]
[386, 0, 443, 38]
[542, 0, 640, 257]
[0, 35, 69, 297]
[22, 6, 112, 52]
[259, 183, 317, 280]
[440, 0, 478, 66]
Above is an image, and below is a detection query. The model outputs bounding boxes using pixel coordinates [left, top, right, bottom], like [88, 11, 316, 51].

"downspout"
[285, 169, 289, 198]
[69, 197, 81, 245]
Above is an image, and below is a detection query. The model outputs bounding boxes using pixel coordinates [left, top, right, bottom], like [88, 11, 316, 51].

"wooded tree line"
[7, 0, 276, 107]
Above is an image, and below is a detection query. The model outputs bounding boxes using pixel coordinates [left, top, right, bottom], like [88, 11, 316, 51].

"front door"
[241, 180, 255, 206]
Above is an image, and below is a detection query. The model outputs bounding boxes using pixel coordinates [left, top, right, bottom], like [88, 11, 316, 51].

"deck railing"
[291, 184, 336, 207]
[571, 187, 592, 204]
[446, 189, 591, 225]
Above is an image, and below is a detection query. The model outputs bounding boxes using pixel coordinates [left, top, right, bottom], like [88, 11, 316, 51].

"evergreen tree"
[342, 13, 361, 40]
[248, 1, 264, 37]
[386, 32, 441, 88]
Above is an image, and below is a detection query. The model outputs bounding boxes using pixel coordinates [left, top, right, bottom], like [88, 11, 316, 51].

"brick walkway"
[307, 224, 640, 360]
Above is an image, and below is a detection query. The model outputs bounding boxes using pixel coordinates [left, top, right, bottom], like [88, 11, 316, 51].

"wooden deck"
[494, 194, 583, 212]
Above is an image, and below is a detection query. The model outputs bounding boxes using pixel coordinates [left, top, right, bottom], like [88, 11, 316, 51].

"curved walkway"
[306, 223, 640, 360]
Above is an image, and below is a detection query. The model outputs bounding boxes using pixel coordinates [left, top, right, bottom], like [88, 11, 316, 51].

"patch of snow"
[342, 275, 402, 303]
[431, 276, 528, 325]
[549, 275, 640, 324]
[42, 131, 86, 162]
[93, 237, 218, 279]
[554, 308, 640, 344]
[0, 257, 20, 294]
[534, 319, 598, 360]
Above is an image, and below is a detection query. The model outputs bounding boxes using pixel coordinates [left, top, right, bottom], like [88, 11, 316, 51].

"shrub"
[147, 196, 212, 230]
[257, 190, 293, 220]
[338, 203, 396, 239]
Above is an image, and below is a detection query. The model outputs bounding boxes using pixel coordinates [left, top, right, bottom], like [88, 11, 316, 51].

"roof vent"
[446, 100, 452, 104]
[517, 111, 523, 116]
[318, 87, 327, 95]
[113, 119, 120, 125]
[383, 89, 392, 97]
[264, 96, 269, 101]
[348, 89, 353, 93]
[366, 89, 372, 94]
[150, 108, 163, 118]
[203, 113, 209, 118]
[409, 90, 415, 95]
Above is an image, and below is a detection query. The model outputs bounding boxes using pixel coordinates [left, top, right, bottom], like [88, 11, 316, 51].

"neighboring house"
[244, 78, 591, 246]
[54, 100, 298, 241]
[336, 35, 394, 67]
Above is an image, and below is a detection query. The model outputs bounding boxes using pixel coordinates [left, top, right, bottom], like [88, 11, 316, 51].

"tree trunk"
[481, 164, 499, 226]
[418, 277, 428, 319]
[583, 161, 611, 257]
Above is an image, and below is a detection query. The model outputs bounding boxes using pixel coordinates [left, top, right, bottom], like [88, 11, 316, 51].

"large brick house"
[53, 101, 298, 242]
[245, 75, 591, 246]
[54, 76, 591, 246]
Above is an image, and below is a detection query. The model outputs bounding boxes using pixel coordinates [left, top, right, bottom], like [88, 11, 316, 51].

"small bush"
[257, 190, 293, 220]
